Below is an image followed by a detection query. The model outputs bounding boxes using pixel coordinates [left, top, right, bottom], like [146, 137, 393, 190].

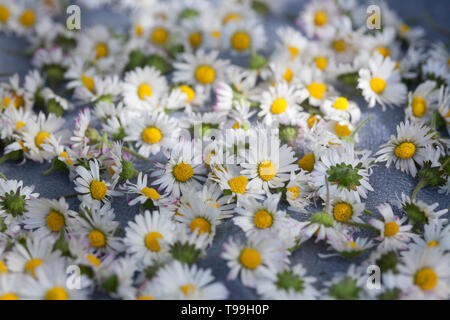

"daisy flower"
[395, 193, 448, 225]
[23, 259, 90, 300]
[211, 164, 265, 206]
[297, 0, 339, 39]
[357, 53, 407, 109]
[71, 204, 124, 254]
[255, 263, 320, 300]
[24, 197, 76, 237]
[310, 142, 374, 203]
[123, 172, 163, 208]
[173, 49, 229, 94]
[397, 247, 450, 299]
[405, 81, 439, 124]
[125, 110, 179, 157]
[258, 82, 307, 125]
[0, 179, 39, 227]
[412, 221, 450, 252]
[221, 234, 289, 288]
[151, 140, 207, 198]
[322, 231, 373, 259]
[329, 195, 365, 226]
[5, 233, 60, 277]
[240, 132, 298, 194]
[297, 66, 331, 106]
[376, 121, 434, 177]
[272, 26, 308, 62]
[221, 19, 266, 55]
[320, 96, 361, 124]
[233, 193, 290, 238]
[21, 112, 67, 162]
[152, 261, 228, 300]
[285, 170, 314, 213]
[73, 159, 121, 207]
[175, 191, 222, 244]
[122, 66, 168, 111]
[195, 182, 235, 220]
[124, 210, 176, 265]
[368, 203, 416, 251]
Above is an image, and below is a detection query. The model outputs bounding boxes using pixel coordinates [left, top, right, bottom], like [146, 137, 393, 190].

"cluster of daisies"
[0, 0, 449, 300]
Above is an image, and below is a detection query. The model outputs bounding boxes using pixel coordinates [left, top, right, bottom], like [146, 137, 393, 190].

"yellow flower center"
[376, 46, 391, 58]
[231, 31, 251, 51]
[179, 85, 195, 102]
[145, 231, 164, 252]
[25, 258, 43, 277]
[45, 287, 68, 300]
[254, 209, 273, 229]
[173, 162, 194, 182]
[59, 151, 73, 165]
[332, 39, 347, 52]
[141, 187, 161, 200]
[307, 115, 318, 128]
[314, 11, 327, 26]
[239, 248, 262, 269]
[81, 75, 95, 92]
[394, 142, 416, 159]
[137, 83, 152, 100]
[0, 5, 10, 23]
[334, 124, 351, 137]
[20, 10, 36, 28]
[142, 127, 162, 144]
[95, 43, 109, 59]
[411, 97, 427, 118]
[189, 32, 203, 48]
[384, 221, 399, 237]
[35, 131, 50, 149]
[370, 78, 386, 94]
[283, 68, 294, 82]
[228, 176, 248, 194]
[16, 121, 26, 131]
[298, 153, 315, 172]
[426, 240, 438, 248]
[90, 180, 107, 200]
[288, 46, 300, 59]
[135, 24, 143, 36]
[87, 254, 101, 267]
[46, 210, 65, 232]
[13, 95, 25, 109]
[222, 13, 241, 25]
[89, 230, 106, 248]
[287, 186, 300, 200]
[0, 261, 7, 274]
[307, 83, 326, 100]
[258, 160, 276, 181]
[180, 284, 196, 295]
[190, 217, 211, 234]
[0, 293, 19, 300]
[195, 65, 215, 84]
[400, 24, 410, 34]
[414, 268, 438, 291]
[151, 28, 169, 45]
[212, 30, 221, 38]
[349, 241, 358, 248]
[315, 56, 328, 70]
[333, 97, 349, 110]
[333, 203, 353, 222]
[270, 98, 288, 114]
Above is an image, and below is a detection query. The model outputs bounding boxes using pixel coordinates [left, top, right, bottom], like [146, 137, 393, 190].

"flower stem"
[122, 146, 151, 162]
[350, 115, 374, 139]
[411, 179, 427, 201]
[364, 209, 374, 216]
[0, 172, 6, 180]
